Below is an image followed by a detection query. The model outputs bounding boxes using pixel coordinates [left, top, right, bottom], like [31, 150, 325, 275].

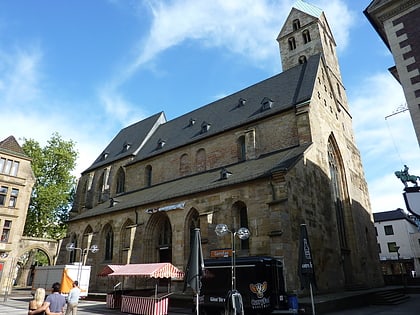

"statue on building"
[395, 165, 419, 187]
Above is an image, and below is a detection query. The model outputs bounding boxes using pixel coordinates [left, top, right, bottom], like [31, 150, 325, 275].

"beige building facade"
[365, 0, 420, 145]
[57, 1, 384, 294]
[0, 136, 36, 294]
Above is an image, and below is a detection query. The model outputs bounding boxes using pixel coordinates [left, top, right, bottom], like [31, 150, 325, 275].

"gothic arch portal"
[144, 212, 172, 263]
[184, 208, 200, 263]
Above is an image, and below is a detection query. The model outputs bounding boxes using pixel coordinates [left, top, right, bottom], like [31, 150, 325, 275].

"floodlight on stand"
[90, 245, 99, 253]
[215, 223, 230, 236]
[236, 227, 250, 240]
[66, 243, 75, 251]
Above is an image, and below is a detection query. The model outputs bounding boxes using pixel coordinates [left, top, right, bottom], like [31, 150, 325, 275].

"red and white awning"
[107, 263, 184, 279]
[98, 264, 126, 277]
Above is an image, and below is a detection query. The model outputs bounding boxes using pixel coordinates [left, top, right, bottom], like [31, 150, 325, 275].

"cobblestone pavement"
[0, 294, 192, 315]
[2, 289, 420, 314]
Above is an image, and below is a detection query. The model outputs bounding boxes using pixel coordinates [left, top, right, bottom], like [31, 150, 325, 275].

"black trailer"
[200, 256, 289, 314]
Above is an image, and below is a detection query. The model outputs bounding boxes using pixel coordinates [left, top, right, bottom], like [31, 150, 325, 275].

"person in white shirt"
[65, 281, 81, 315]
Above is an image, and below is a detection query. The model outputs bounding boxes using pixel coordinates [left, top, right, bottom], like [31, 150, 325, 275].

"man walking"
[65, 281, 81, 315]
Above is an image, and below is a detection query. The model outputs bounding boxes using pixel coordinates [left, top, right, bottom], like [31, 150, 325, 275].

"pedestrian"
[29, 282, 66, 315]
[29, 288, 46, 315]
[65, 281, 81, 315]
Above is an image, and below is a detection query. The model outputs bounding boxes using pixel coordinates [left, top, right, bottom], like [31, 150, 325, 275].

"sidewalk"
[0, 293, 192, 315]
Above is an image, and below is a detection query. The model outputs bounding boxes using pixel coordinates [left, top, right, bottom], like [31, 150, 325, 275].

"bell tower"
[277, 0, 348, 112]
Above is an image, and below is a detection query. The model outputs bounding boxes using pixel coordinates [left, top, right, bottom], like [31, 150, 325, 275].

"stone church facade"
[57, 1, 384, 293]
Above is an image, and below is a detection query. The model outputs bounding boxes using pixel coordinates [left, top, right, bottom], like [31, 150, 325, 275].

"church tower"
[277, 0, 349, 113]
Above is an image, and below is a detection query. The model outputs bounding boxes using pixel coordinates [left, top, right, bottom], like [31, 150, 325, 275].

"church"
[57, 0, 384, 294]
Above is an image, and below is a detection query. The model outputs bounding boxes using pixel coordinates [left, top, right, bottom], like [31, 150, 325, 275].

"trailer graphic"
[31, 264, 91, 297]
[200, 256, 288, 314]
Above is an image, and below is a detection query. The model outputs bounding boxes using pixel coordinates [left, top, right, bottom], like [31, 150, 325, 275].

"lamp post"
[215, 223, 250, 315]
[66, 243, 99, 284]
[395, 246, 404, 287]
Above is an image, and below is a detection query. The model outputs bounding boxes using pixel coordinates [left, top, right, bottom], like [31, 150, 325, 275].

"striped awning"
[98, 265, 126, 277]
[107, 263, 184, 279]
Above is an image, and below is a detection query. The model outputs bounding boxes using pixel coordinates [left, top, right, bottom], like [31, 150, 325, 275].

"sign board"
[403, 187, 420, 217]
[210, 249, 232, 258]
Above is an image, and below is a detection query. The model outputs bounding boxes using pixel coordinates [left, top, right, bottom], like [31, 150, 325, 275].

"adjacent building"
[57, 1, 384, 294]
[364, 0, 420, 145]
[0, 136, 35, 294]
[374, 208, 420, 278]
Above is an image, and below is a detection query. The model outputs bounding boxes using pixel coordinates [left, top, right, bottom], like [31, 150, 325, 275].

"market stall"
[106, 262, 184, 315]
[98, 265, 126, 309]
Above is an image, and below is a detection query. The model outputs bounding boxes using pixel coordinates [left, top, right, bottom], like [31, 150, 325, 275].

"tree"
[23, 132, 78, 239]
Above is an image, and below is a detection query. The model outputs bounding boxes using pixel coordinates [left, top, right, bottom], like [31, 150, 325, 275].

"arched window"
[82, 226, 93, 250]
[120, 219, 134, 264]
[298, 56, 307, 64]
[158, 217, 172, 262]
[145, 165, 152, 187]
[328, 137, 348, 249]
[184, 208, 200, 265]
[97, 172, 104, 202]
[116, 167, 125, 194]
[336, 83, 342, 98]
[180, 154, 191, 176]
[239, 205, 250, 251]
[80, 227, 94, 265]
[302, 30, 311, 44]
[292, 19, 301, 31]
[69, 234, 78, 263]
[233, 201, 250, 252]
[237, 136, 246, 161]
[288, 37, 296, 50]
[104, 225, 114, 261]
[196, 149, 206, 172]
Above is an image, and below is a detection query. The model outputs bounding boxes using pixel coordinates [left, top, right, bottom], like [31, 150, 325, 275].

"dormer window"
[292, 19, 300, 31]
[237, 98, 246, 107]
[122, 142, 131, 152]
[201, 121, 211, 134]
[288, 37, 296, 50]
[220, 167, 232, 180]
[189, 118, 196, 127]
[157, 139, 166, 149]
[302, 30, 311, 44]
[100, 151, 109, 161]
[261, 97, 273, 111]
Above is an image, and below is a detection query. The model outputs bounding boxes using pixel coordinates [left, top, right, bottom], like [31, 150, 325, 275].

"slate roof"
[129, 54, 320, 163]
[71, 143, 311, 221]
[373, 208, 413, 223]
[82, 54, 319, 174]
[0, 135, 28, 158]
[84, 112, 166, 173]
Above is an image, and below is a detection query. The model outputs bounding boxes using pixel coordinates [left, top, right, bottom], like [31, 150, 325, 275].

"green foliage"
[23, 132, 78, 239]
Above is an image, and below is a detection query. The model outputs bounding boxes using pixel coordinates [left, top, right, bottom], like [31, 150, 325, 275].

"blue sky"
[1, 0, 419, 213]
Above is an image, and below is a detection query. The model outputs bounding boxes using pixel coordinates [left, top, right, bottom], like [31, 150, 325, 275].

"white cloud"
[101, 0, 355, 116]
[349, 72, 420, 212]
[0, 46, 43, 107]
[133, 0, 353, 69]
[316, 0, 355, 50]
